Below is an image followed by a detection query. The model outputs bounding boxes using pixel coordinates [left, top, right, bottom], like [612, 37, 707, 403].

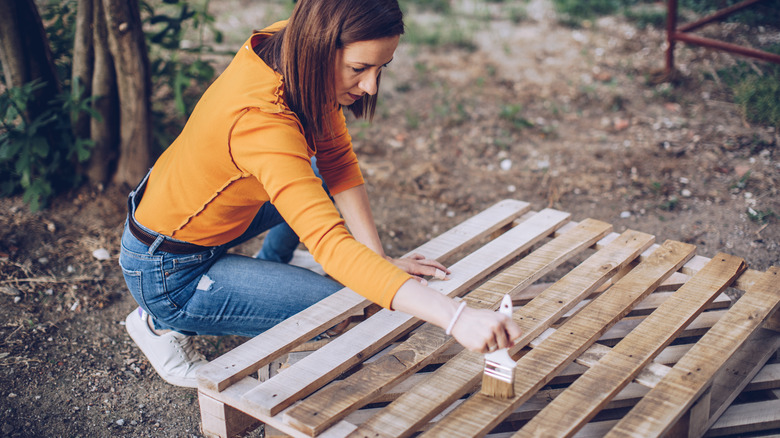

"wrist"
[445, 301, 467, 335]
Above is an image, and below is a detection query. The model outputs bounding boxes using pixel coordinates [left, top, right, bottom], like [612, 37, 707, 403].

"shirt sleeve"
[311, 107, 365, 195]
[229, 109, 410, 308]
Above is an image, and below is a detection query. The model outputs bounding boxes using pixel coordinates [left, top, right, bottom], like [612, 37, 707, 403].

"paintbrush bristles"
[481, 371, 515, 399]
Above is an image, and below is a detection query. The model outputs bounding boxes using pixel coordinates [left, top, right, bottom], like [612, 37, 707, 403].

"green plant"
[143, 0, 221, 117]
[552, 0, 623, 26]
[623, 4, 666, 29]
[732, 67, 780, 128]
[499, 104, 534, 130]
[730, 171, 751, 191]
[0, 79, 97, 211]
[747, 207, 776, 224]
[658, 196, 679, 211]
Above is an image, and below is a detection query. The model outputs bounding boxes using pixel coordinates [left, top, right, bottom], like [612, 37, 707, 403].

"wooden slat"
[562, 225, 765, 294]
[705, 397, 780, 437]
[702, 327, 780, 435]
[605, 266, 780, 438]
[197, 200, 530, 392]
[283, 219, 613, 435]
[512, 253, 746, 438]
[349, 229, 655, 438]
[421, 240, 695, 438]
[242, 209, 571, 416]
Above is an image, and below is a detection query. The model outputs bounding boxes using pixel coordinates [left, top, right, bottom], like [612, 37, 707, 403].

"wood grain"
[605, 267, 780, 438]
[421, 240, 694, 438]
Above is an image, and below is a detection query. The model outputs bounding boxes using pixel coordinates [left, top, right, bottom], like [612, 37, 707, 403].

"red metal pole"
[666, 0, 678, 76]
[672, 32, 780, 64]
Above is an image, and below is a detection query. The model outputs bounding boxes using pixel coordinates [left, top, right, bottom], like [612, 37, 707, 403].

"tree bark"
[86, 0, 119, 185]
[71, 0, 94, 141]
[0, 0, 60, 117]
[101, 0, 153, 187]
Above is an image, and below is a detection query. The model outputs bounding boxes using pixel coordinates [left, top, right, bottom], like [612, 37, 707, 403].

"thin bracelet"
[445, 301, 467, 335]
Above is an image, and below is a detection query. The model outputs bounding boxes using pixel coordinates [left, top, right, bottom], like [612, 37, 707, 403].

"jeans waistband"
[127, 171, 211, 255]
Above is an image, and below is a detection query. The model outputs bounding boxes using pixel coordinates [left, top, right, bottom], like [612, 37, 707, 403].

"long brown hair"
[256, 0, 404, 137]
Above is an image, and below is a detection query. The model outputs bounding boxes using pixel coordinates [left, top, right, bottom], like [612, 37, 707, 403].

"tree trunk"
[101, 0, 153, 187]
[71, 0, 94, 140]
[0, 0, 60, 117]
[86, 0, 119, 185]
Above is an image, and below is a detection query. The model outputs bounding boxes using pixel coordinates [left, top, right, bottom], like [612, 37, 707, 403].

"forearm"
[390, 279, 459, 328]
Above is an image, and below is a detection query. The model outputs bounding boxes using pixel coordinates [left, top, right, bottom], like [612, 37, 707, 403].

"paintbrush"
[480, 294, 516, 399]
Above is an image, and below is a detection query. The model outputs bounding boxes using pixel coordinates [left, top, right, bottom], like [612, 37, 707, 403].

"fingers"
[393, 255, 451, 279]
[450, 307, 521, 354]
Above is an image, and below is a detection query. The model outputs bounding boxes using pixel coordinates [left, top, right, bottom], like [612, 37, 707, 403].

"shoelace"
[170, 332, 206, 365]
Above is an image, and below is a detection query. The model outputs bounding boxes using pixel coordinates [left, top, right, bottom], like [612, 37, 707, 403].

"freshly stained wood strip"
[242, 209, 571, 416]
[422, 240, 694, 438]
[197, 200, 530, 392]
[513, 253, 746, 438]
[555, 227, 765, 293]
[605, 267, 780, 438]
[349, 229, 655, 438]
[283, 219, 613, 435]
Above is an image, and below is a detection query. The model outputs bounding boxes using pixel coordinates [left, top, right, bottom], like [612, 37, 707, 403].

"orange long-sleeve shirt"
[135, 23, 411, 308]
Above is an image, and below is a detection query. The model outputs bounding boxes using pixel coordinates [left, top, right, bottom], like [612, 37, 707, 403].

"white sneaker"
[289, 249, 326, 276]
[125, 307, 207, 388]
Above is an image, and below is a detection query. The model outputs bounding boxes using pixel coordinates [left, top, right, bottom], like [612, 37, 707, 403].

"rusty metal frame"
[666, 0, 780, 75]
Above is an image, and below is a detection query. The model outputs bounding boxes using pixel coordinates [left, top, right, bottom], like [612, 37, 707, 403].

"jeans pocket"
[120, 266, 146, 308]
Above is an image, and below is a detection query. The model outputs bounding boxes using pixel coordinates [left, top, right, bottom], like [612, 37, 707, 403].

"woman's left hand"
[387, 253, 451, 284]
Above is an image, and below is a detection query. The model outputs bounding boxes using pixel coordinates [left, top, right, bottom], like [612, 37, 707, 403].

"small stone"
[8, 393, 17, 398]
[38, 257, 49, 265]
[92, 248, 111, 261]
[681, 189, 692, 197]
[13, 296, 21, 304]
[67, 265, 75, 274]
[70, 300, 80, 311]
[46, 222, 56, 232]
[507, 184, 516, 193]
[45, 288, 54, 296]
[500, 158, 512, 171]
[116, 419, 125, 427]
[620, 211, 632, 219]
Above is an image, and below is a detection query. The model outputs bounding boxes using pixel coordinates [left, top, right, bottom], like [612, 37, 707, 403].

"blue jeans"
[119, 164, 341, 337]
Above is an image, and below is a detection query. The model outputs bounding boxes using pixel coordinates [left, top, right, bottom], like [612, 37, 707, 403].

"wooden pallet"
[196, 200, 780, 438]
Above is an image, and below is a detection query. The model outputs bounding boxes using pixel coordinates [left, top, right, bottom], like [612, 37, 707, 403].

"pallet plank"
[605, 267, 780, 438]
[349, 229, 656, 438]
[197, 200, 530, 392]
[513, 253, 746, 438]
[242, 209, 570, 416]
[283, 219, 613, 435]
[421, 240, 695, 438]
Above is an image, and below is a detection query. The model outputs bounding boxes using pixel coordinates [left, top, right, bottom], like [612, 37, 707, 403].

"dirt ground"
[1, 0, 778, 436]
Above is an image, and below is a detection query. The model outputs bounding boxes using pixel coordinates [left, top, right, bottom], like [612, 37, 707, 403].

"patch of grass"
[552, 0, 623, 26]
[623, 4, 666, 29]
[403, 20, 478, 51]
[717, 49, 780, 129]
[747, 208, 776, 224]
[499, 104, 534, 130]
[658, 196, 679, 211]
[400, 0, 451, 14]
[729, 171, 751, 191]
[733, 67, 780, 129]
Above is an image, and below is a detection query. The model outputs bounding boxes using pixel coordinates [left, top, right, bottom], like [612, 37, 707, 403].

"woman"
[120, 0, 521, 388]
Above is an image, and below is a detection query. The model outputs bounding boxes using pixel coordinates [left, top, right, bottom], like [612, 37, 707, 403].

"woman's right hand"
[390, 279, 522, 354]
[449, 305, 522, 353]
